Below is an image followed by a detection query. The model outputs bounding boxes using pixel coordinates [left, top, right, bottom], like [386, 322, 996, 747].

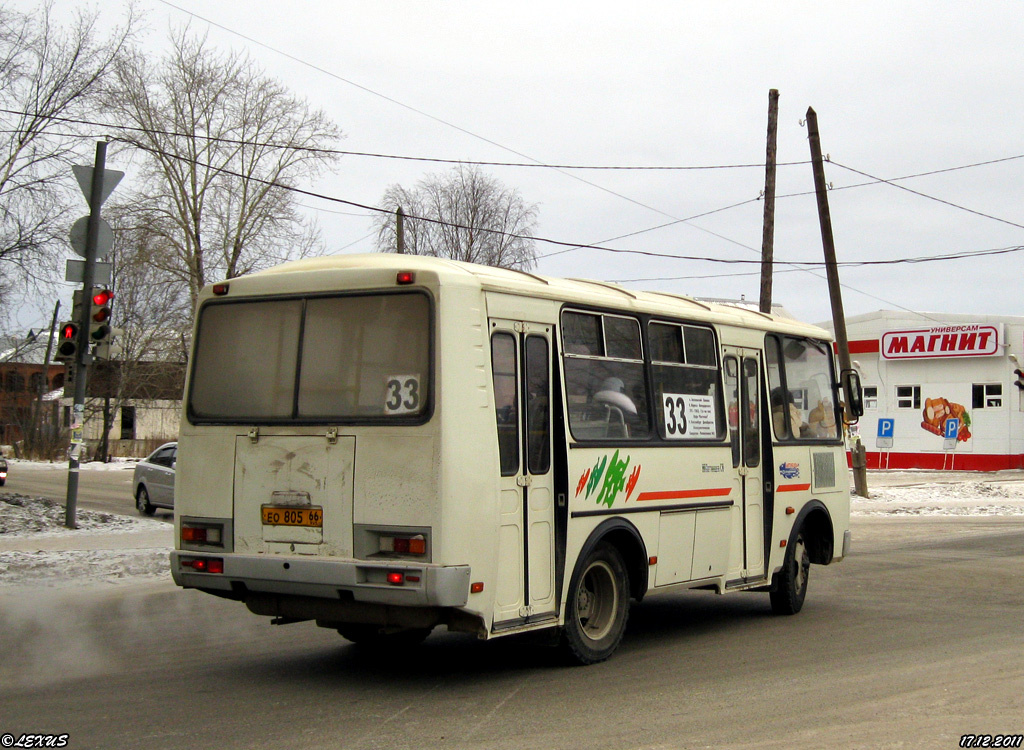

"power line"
[10, 108, 1024, 246]
[829, 160, 1024, 231]
[123, 136, 1024, 271]
[146, 2, 771, 256]
[535, 197, 764, 260]
[0, 107, 802, 171]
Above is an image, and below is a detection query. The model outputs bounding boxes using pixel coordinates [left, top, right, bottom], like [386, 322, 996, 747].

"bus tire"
[770, 528, 810, 615]
[561, 541, 630, 665]
[337, 625, 431, 648]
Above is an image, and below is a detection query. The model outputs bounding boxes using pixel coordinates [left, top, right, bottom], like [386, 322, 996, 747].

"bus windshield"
[188, 291, 431, 423]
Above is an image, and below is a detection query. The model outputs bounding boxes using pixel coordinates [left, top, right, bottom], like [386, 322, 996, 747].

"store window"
[972, 383, 1002, 409]
[896, 385, 921, 409]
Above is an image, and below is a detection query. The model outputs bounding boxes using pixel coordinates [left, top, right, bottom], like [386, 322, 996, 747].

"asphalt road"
[1, 515, 1022, 749]
[2, 461, 166, 519]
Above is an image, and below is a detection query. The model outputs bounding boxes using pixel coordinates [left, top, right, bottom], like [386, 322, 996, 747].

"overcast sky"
[17, 0, 1024, 328]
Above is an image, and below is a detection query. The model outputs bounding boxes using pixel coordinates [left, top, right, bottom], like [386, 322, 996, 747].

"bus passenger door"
[490, 320, 557, 629]
[724, 350, 766, 582]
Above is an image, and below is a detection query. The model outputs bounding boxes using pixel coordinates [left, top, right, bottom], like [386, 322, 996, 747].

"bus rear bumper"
[170, 550, 472, 608]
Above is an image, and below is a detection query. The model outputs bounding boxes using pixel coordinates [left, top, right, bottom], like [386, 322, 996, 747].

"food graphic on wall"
[921, 397, 971, 442]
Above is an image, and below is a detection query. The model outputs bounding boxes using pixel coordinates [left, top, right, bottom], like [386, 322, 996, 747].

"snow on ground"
[0, 493, 160, 536]
[1, 492, 171, 589]
[851, 476, 1024, 517]
[2, 472, 1024, 590]
[4, 457, 138, 472]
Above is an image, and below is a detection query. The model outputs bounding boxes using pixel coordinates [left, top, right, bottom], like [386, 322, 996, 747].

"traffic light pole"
[65, 141, 108, 529]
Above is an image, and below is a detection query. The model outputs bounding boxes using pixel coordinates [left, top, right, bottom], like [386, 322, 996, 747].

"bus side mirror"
[841, 369, 864, 420]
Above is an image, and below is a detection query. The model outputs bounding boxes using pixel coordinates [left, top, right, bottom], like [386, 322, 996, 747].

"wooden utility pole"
[396, 206, 406, 254]
[759, 89, 779, 314]
[806, 107, 869, 497]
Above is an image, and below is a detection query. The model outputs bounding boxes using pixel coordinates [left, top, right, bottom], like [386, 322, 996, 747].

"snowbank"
[851, 480, 1024, 516]
[1, 493, 171, 589]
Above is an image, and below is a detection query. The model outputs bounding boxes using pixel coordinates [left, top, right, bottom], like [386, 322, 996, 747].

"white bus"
[171, 253, 862, 664]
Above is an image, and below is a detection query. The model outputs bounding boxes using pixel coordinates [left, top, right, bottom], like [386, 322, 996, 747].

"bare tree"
[104, 28, 343, 310]
[373, 165, 539, 270]
[0, 1, 137, 311]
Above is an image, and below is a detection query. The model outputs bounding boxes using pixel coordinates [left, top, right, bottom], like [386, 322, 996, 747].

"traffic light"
[93, 327, 123, 361]
[56, 321, 79, 360]
[89, 287, 113, 343]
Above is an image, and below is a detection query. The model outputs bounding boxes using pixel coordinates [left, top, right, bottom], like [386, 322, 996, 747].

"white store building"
[824, 311, 1024, 471]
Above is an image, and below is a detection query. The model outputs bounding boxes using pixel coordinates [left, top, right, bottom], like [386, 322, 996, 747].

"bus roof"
[245, 253, 831, 339]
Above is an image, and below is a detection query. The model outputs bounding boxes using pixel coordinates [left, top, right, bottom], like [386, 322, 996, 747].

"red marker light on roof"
[212, 283, 230, 296]
[396, 271, 415, 285]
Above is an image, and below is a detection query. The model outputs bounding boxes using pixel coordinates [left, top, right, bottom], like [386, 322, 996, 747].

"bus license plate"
[261, 506, 323, 527]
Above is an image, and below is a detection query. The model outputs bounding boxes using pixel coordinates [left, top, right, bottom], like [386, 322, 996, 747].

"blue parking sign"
[877, 418, 895, 438]
[944, 418, 960, 440]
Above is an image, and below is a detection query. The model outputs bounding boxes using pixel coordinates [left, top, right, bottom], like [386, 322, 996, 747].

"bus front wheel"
[561, 541, 630, 665]
[770, 529, 810, 615]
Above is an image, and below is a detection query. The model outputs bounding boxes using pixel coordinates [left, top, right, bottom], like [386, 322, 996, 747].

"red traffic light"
[56, 321, 79, 359]
[91, 288, 113, 323]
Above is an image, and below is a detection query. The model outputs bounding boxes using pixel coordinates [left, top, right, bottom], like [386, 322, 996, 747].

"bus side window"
[725, 357, 741, 468]
[491, 333, 519, 476]
[525, 335, 550, 475]
[742, 357, 760, 468]
[562, 311, 650, 441]
[649, 321, 723, 441]
[767, 334, 840, 442]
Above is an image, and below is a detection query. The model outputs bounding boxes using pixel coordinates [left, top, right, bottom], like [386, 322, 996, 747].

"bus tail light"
[379, 533, 428, 557]
[181, 521, 225, 547]
[387, 572, 404, 585]
[182, 557, 224, 574]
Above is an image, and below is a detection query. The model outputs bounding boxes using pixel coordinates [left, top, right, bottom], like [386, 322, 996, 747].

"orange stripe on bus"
[776, 483, 811, 492]
[635, 487, 732, 502]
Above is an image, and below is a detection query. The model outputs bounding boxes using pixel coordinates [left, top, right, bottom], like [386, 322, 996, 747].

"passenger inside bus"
[771, 387, 805, 438]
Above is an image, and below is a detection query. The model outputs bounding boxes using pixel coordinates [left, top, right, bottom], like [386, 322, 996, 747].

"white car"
[133, 442, 176, 515]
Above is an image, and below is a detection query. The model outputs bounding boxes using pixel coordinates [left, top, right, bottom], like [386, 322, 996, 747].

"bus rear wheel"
[561, 541, 629, 665]
[770, 529, 810, 615]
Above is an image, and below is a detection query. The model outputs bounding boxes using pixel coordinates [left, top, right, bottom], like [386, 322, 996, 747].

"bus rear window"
[189, 292, 431, 422]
